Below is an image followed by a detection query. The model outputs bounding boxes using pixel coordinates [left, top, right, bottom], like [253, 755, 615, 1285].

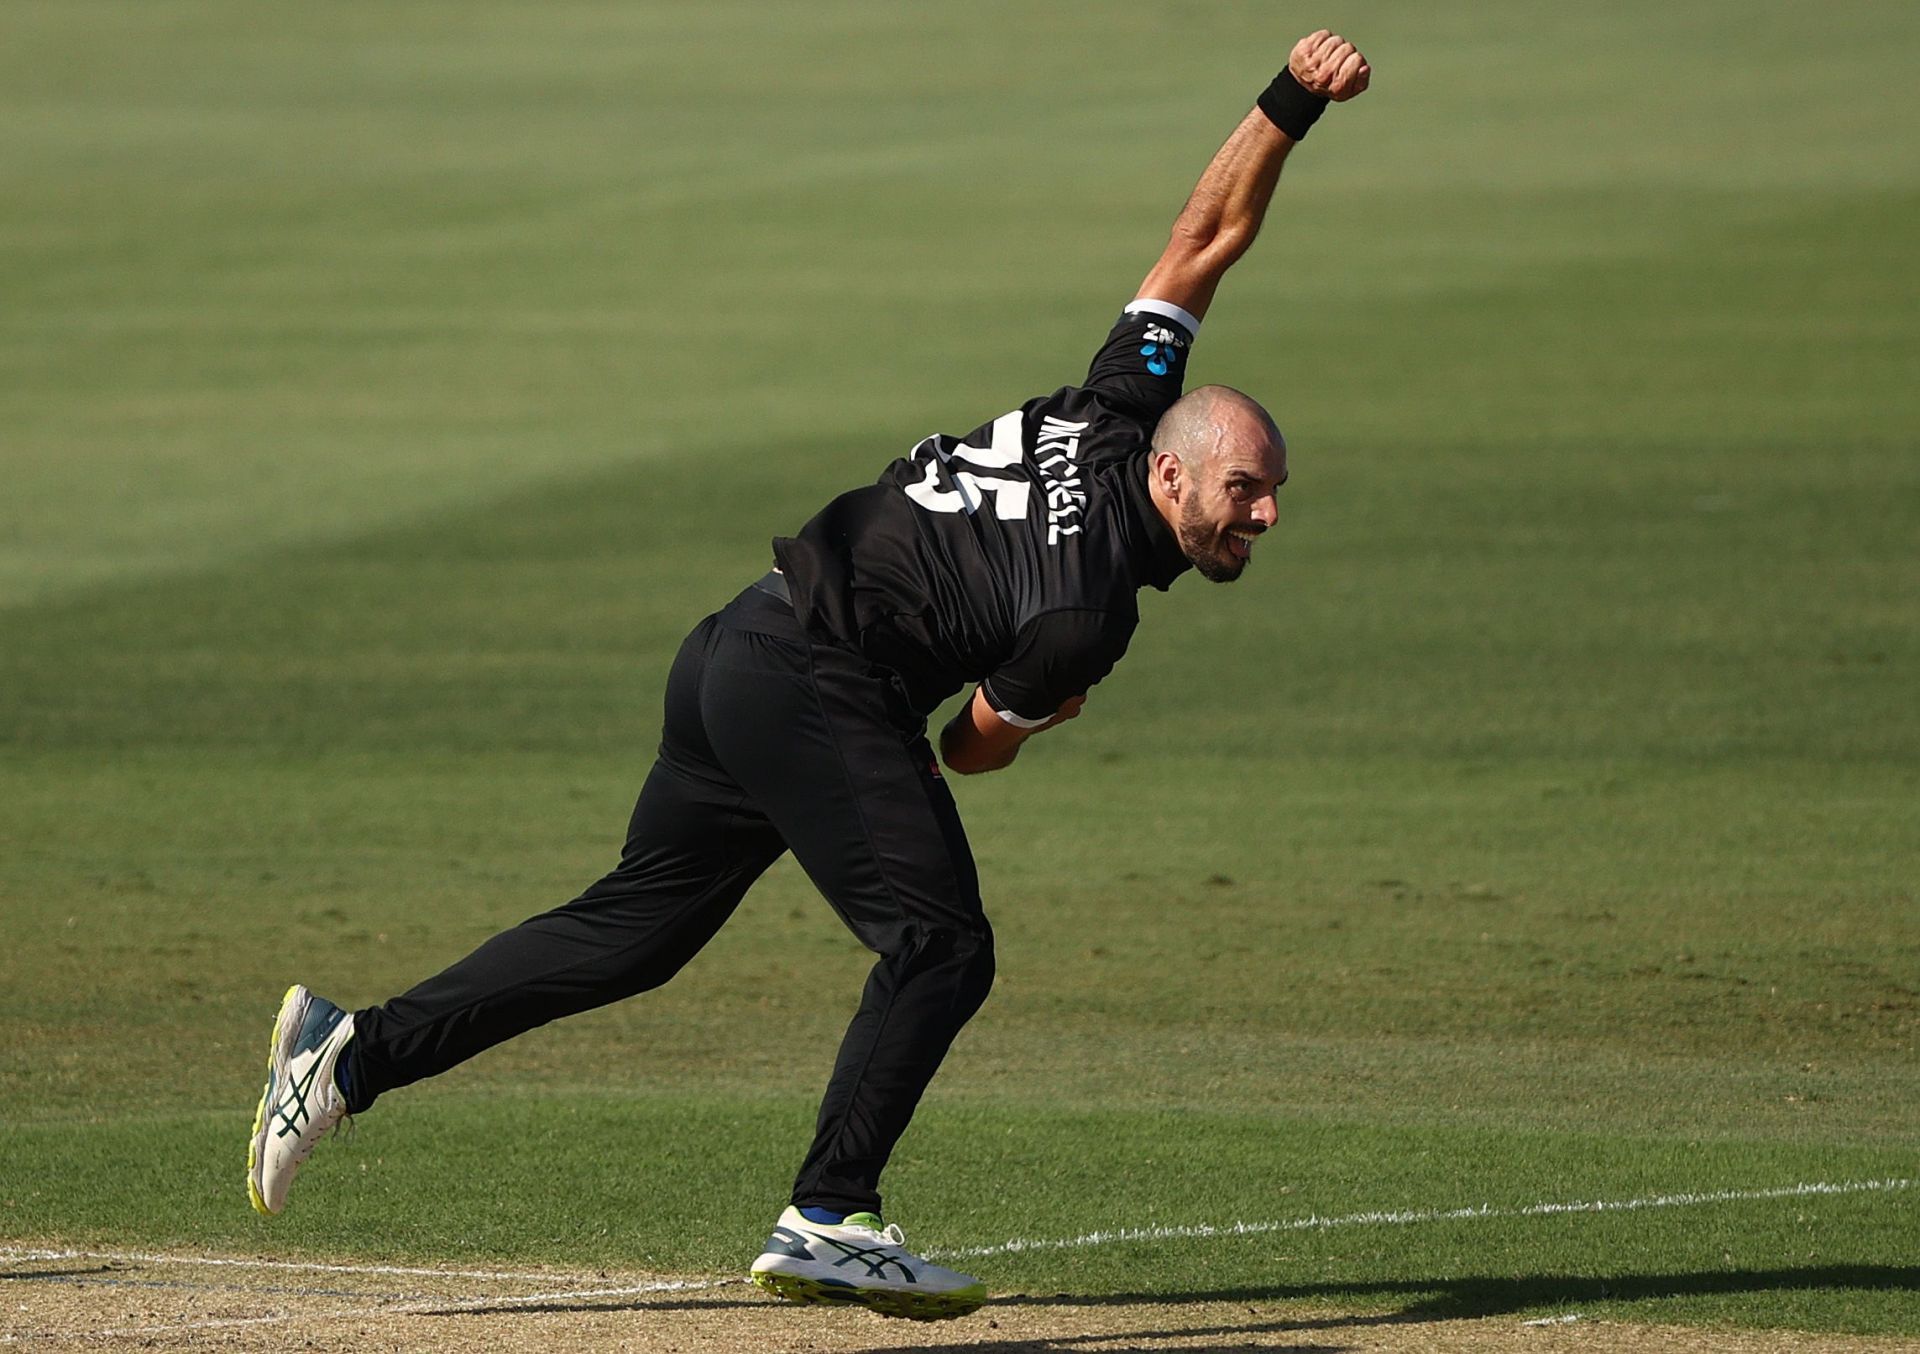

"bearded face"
[1173, 444, 1283, 583]
[1177, 487, 1258, 582]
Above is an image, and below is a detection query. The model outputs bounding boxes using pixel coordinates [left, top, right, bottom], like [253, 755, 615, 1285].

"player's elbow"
[1167, 217, 1257, 271]
[939, 727, 1020, 776]
[941, 744, 1012, 776]
[937, 730, 983, 775]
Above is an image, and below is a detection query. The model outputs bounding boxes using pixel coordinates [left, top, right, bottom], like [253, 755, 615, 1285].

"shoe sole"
[246, 984, 305, 1216]
[749, 1269, 986, 1321]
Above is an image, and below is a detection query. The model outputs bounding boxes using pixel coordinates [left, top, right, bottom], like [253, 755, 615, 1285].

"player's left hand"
[1289, 30, 1370, 102]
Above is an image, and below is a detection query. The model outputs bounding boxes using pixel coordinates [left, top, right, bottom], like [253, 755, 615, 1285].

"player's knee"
[948, 923, 995, 1007]
[900, 921, 993, 982]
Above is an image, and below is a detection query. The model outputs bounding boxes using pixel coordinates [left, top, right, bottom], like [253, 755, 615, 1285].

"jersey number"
[903, 411, 1030, 521]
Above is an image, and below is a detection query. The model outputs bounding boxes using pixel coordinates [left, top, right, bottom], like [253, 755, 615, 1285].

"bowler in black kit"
[246, 29, 1372, 1322]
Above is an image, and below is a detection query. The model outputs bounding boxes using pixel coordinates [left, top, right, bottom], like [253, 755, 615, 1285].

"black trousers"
[341, 583, 993, 1215]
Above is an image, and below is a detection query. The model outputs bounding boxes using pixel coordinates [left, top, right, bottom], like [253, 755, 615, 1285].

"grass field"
[3, 1, 1917, 1346]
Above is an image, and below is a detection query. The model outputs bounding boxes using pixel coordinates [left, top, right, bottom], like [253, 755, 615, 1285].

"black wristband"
[1256, 68, 1328, 141]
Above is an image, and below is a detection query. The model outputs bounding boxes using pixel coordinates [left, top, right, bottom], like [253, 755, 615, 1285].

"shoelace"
[842, 1221, 910, 1247]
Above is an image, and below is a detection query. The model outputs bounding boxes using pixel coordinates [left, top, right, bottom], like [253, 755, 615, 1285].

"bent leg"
[702, 611, 993, 1217]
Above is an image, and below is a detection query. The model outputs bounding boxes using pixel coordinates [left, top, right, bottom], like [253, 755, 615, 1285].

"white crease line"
[1, 1277, 745, 1343]
[929, 1177, 1915, 1261]
[0, 1245, 614, 1286]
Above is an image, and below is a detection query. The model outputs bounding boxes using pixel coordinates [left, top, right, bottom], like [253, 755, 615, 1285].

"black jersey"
[772, 300, 1197, 726]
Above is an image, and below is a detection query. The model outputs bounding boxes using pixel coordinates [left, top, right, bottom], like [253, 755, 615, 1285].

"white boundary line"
[3, 1177, 1909, 1341]
[927, 1177, 1916, 1261]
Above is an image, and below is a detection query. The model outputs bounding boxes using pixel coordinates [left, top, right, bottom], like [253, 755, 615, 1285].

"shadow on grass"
[990, 1263, 1920, 1319]
[425, 1265, 1919, 1351]
[425, 1287, 1369, 1354]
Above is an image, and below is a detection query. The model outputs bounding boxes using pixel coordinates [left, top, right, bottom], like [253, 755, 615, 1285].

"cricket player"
[248, 29, 1370, 1321]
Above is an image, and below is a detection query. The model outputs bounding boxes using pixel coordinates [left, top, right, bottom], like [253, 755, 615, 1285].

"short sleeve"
[1081, 298, 1201, 422]
[979, 608, 1136, 728]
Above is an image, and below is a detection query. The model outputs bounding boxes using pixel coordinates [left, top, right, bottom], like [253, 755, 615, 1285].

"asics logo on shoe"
[796, 1227, 917, 1283]
[271, 1059, 326, 1139]
[270, 1006, 345, 1139]
[764, 1226, 815, 1261]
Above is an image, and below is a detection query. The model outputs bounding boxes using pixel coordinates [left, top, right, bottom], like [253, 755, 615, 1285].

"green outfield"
[3, 0, 1916, 1341]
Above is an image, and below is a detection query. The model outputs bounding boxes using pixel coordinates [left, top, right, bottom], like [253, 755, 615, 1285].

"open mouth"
[1226, 528, 1261, 561]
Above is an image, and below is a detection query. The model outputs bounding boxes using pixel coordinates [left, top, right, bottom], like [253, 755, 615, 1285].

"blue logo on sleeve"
[1138, 324, 1187, 377]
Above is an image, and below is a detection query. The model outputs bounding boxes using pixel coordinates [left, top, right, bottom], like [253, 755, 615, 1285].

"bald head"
[1146, 385, 1289, 584]
[1151, 385, 1284, 472]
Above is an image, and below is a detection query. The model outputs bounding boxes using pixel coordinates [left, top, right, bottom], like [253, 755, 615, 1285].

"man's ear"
[1151, 448, 1183, 502]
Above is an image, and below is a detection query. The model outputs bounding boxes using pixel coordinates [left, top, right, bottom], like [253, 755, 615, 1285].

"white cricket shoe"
[246, 984, 354, 1215]
[750, 1206, 987, 1320]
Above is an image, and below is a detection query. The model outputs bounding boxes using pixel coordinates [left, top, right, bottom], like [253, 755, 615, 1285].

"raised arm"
[1136, 30, 1370, 324]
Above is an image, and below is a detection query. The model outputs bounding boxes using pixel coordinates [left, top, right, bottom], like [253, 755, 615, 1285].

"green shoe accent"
[750, 1269, 987, 1321]
[842, 1211, 885, 1229]
[859, 1281, 988, 1322]
[245, 984, 301, 1216]
[750, 1271, 862, 1307]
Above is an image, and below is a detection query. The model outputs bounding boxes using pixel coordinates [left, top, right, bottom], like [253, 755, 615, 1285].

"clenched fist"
[1289, 30, 1370, 102]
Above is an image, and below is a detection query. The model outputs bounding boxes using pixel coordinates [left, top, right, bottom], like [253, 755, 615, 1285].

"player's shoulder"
[1019, 384, 1158, 462]
[1025, 379, 1157, 424]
